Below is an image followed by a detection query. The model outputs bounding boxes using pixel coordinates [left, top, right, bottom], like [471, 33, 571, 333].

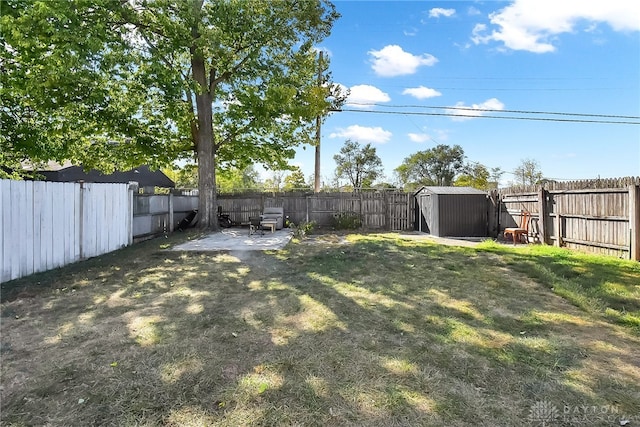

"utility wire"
[336, 108, 640, 125]
[397, 87, 631, 92]
[345, 103, 640, 120]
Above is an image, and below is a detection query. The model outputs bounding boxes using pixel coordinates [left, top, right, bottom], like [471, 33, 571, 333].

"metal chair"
[248, 217, 265, 236]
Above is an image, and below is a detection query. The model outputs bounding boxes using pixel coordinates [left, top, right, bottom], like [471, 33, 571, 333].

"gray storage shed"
[414, 186, 488, 237]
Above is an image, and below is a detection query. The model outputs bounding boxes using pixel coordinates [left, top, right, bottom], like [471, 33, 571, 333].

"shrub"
[292, 220, 317, 238]
[332, 211, 362, 230]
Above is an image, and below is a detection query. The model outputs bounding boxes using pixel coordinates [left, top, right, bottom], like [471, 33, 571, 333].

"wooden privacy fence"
[1, 179, 132, 283]
[133, 193, 198, 242]
[494, 177, 640, 260]
[217, 191, 414, 231]
[4, 176, 637, 283]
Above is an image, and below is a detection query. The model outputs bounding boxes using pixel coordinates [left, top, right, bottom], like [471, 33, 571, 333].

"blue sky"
[287, 0, 640, 186]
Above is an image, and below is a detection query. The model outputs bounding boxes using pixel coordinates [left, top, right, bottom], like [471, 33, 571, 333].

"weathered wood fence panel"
[133, 193, 198, 241]
[388, 192, 413, 231]
[217, 191, 413, 230]
[549, 189, 630, 257]
[497, 177, 640, 259]
[1, 180, 132, 283]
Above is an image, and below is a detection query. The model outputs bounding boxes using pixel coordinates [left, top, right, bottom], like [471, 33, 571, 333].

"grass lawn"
[1, 231, 639, 426]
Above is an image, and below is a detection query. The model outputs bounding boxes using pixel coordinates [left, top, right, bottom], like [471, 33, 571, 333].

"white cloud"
[346, 84, 391, 107]
[402, 86, 442, 99]
[369, 45, 438, 77]
[408, 133, 431, 143]
[467, 6, 481, 16]
[404, 27, 418, 36]
[313, 46, 333, 57]
[407, 126, 449, 143]
[329, 125, 392, 144]
[429, 8, 456, 18]
[446, 98, 505, 121]
[472, 0, 640, 53]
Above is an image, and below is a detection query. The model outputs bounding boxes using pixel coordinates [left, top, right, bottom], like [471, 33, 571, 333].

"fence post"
[384, 191, 389, 231]
[406, 192, 411, 231]
[305, 195, 309, 223]
[128, 183, 135, 246]
[79, 181, 85, 259]
[359, 191, 364, 228]
[555, 196, 563, 247]
[537, 187, 549, 244]
[168, 193, 174, 232]
[630, 185, 640, 261]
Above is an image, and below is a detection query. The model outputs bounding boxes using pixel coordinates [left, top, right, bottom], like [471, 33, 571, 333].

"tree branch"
[209, 45, 258, 90]
[217, 116, 258, 149]
[183, 88, 198, 152]
[114, 4, 168, 40]
[139, 32, 174, 71]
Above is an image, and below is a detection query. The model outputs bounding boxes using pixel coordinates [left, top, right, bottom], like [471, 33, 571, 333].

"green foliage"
[395, 144, 465, 190]
[283, 167, 311, 191]
[162, 165, 198, 189]
[162, 164, 260, 191]
[263, 170, 286, 192]
[331, 211, 362, 230]
[217, 166, 260, 193]
[477, 241, 640, 332]
[2, 0, 343, 227]
[372, 182, 398, 190]
[454, 162, 491, 190]
[513, 158, 544, 186]
[333, 139, 383, 190]
[292, 220, 317, 238]
[1, 0, 189, 175]
[489, 167, 504, 188]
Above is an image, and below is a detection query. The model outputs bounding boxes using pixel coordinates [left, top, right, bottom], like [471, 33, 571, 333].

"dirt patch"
[297, 233, 351, 246]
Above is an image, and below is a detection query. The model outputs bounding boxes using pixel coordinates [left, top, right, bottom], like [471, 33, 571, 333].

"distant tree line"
[330, 140, 544, 191]
[165, 141, 544, 192]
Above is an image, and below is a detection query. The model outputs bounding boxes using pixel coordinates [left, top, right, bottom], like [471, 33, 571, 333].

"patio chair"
[261, 207, 284, 229]
[249, 217, 265, 237]
[504, 210, 530, 244]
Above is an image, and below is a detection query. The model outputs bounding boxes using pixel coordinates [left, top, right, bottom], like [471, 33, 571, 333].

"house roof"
[414, 186, 487, 195]
[37, 165, 175, 188]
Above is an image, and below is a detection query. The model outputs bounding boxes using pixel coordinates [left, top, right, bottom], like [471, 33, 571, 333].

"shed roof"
[414, 186, 487, 195]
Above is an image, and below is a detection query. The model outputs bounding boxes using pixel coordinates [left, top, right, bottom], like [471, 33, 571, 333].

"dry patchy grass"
[1, 231, 639, 426]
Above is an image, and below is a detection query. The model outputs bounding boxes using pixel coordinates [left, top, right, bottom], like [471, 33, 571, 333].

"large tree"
[217, 166, 260, 193]
[395, 144, 465, 190]
[1, 0, 170, 175]
[333, 139, 383, 190]
[454, 162, 491, 190]
[489, 167, 505, 189]
[263, 170, 286, 192]
[1, 0, 342, 228]
[283, 166, 310, 191]
[514, 158, 544, 186]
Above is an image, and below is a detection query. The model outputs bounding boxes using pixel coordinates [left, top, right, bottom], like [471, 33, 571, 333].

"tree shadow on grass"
[272, 235, 640, 420]
[475, 243, 640, 331]
[2, 233, 639, 426]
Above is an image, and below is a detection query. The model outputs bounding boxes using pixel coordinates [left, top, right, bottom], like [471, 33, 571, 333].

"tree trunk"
[191, 54, 218, 230]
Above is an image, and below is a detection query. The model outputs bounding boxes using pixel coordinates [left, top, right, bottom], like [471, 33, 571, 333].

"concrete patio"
[170, 227, 294, 251]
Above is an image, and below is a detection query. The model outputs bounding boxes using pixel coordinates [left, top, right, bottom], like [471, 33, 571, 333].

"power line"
[336, 108, 640, 125]
[396, 76, 620, 81]
[408, 87, 632, 92]
[345, 103, 640, 120]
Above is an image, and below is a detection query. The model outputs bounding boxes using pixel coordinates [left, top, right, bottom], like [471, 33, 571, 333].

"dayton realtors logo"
[527, 401, 559, 426]
[527, 401, 632, 426]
